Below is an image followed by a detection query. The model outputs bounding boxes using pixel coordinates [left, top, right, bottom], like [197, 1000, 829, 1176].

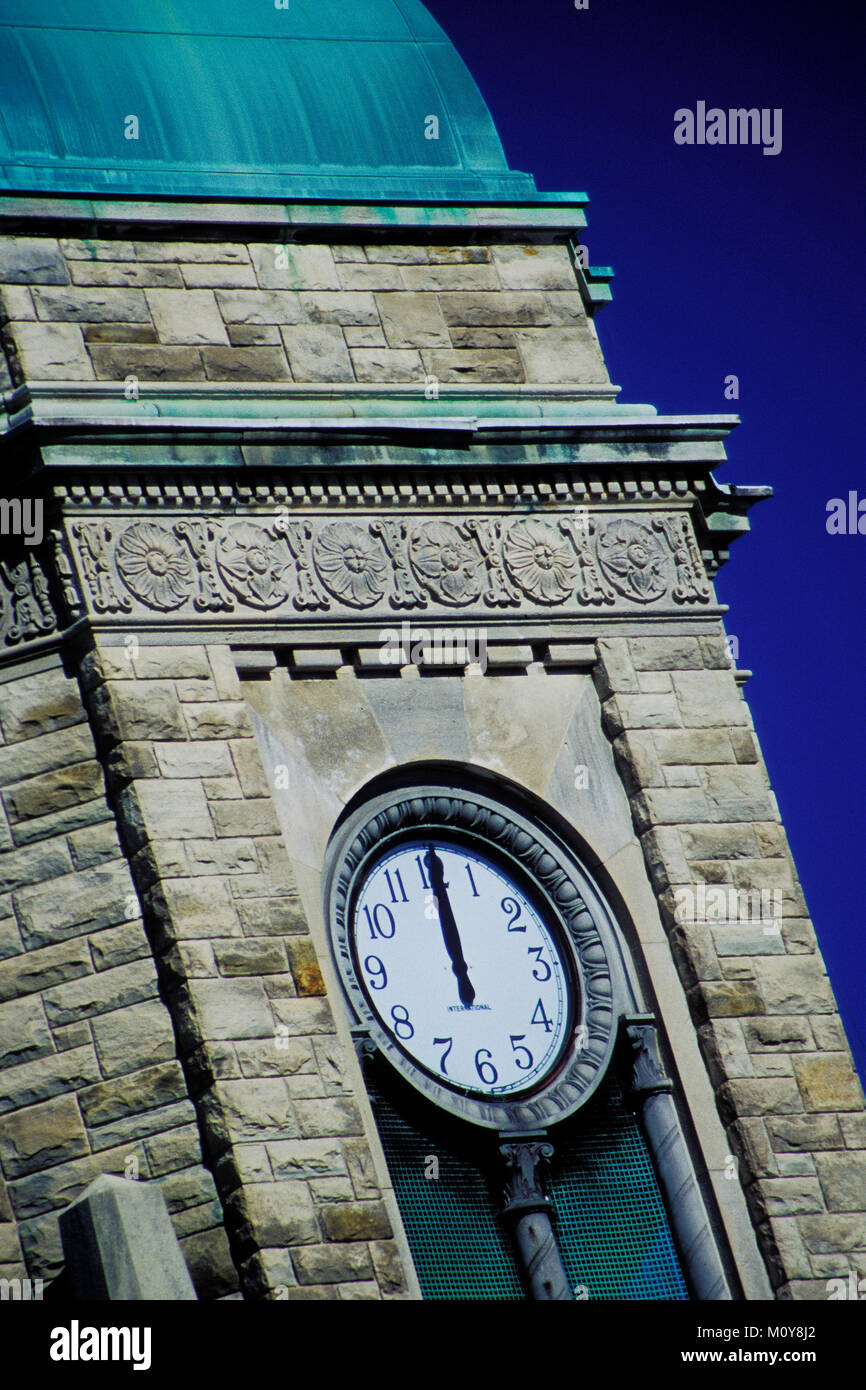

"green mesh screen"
[367, 1066, 689, 1301]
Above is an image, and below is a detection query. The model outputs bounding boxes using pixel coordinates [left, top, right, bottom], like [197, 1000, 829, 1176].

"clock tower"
[0, 0, 863, 1303]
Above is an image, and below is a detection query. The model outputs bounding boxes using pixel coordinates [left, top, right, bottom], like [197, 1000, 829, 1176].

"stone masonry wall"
[75, 638, 411, 1300]
[0, 235, 609, 389]
[593, 632, 866, 1300]
[0, 656, 235, 1296]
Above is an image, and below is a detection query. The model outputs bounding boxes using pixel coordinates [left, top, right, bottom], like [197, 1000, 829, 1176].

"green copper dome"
[0, 0, 539, 201]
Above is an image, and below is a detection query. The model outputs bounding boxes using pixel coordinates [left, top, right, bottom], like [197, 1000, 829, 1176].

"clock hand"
[425, 846, 476, 1007]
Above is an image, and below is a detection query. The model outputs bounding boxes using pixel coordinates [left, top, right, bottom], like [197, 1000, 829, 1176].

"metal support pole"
[624, 1014, 732, 1300]
[499, 1139, 573, 1301]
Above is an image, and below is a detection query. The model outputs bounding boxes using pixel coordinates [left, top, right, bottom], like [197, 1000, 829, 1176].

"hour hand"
[426, 846, 476, 1007]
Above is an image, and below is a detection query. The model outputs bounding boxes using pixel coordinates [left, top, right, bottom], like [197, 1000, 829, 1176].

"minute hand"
[426, 847, 476, 1007]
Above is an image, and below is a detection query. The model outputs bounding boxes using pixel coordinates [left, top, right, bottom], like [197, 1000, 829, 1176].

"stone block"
[680, 824, 759, 861]
[143, 1126, 205, 1179]
[840, 1114, 866, 1148]
[752, 957, 835, 1015]
[3, 761, 103, 825]
[693, 981, 764, 1017]
[343, 325, 386, 348]
[149, 878, 241, 944]
[280, 324, 351, 382]
[59, 1174, 196, 1299]
[0, 1045, 100, 1114]
[0, 1094, 88, 1177]
[181, 262, 257, 289]
[362, 244, 425, 263]
[0, 996, 52, 1067]
[286, 940, 326, 997]
[267, 1139, 347, 1182]
[491, 243, 575, 289]
[183, 702, 251, 740]
[515, 327, 608, 384]
[87, 1101, 195, 1153]
[319, 1200, 391, 1241]
[32, 285, 149, 322]
[71, 261, 183, 288]
[183, 838, 258, 877]
[15, 859, 135, 948]
[2, 238, 69, 284]
[67, 822, 120, 867]
[214, 941, 287, 976]
[609, 693, 682, 730]
[133, 242, 249, 264]
[717, 1078, 804, 1121]
[298, 291, 378, 325]
[146, 288, 227, 344]
[229, 739, 273, 798]
[294, 1098, 363, 1138]
[633, 786, 709, 827]
[105, 679, 185, 740]
[210, 798, 280, 837]
[180, 1225, 238, 1298]
[200, 346, 290, 381]
[628, 636, 704, 671]
[227, 324, 281, 346]
[92, 1000, 177, 1079]
[129, 646, 210, 680]
[746, 1178, 824, 1221]
[421, 348, 524, 382]
[215, 289, 304, 325]
[42, 959, 158, 1028]
[448, 326, 515, 348]
[83, 322, 160, 344]
[153, 741, 234, 779]
[4, 320, 93, 379]
[0, 721, 94, 789]
[651, 729, 736, 765]
[89, 919, 151, 972]
[90, 344, 205, 380]
[52, 1022, 91, 1052]
[793, 1055, 864, 1112]
[701, 765, 776, 822]
[250, 242, 340, 291]
[0, 937, 91, 1002]
[375, 291, 450, 348]
[743, 1017, 813, 1052]
[293, 1241, 372, 1284]
[814, 1152, 866, 1211]
[798, 1214, 866, 1254]
[672, 671, 749, 727]
[227, 1182, 318, 1251]
[439, 291, 549, 327]
[183, 977, 273, 1042]
[0, 284, 35, 321]
[350, 348, 424, 382]
[401, 264, 499, 291]
[121, 780, 213, 848]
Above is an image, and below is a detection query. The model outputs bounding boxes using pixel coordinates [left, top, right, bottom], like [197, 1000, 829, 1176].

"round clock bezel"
[325, 783, 624, 1132]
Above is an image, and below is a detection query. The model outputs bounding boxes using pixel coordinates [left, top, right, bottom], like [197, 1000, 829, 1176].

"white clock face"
[350, 837, 575, 1097]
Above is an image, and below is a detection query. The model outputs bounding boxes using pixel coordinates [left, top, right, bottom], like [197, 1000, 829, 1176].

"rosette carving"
[312, 522, 388, 608]
[215, 521, 288, 609]
[408, 521, 484, 607]
[595, 518, 667, 603]
[503, 518, 577, 604]
[115, 522, 194, 610]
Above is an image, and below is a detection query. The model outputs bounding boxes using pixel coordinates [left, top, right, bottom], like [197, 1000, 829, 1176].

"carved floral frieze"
[62, 511, 714, 622]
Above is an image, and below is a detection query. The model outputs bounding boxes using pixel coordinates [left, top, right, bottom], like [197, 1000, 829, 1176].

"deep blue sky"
[426, 0, 865, 1079]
